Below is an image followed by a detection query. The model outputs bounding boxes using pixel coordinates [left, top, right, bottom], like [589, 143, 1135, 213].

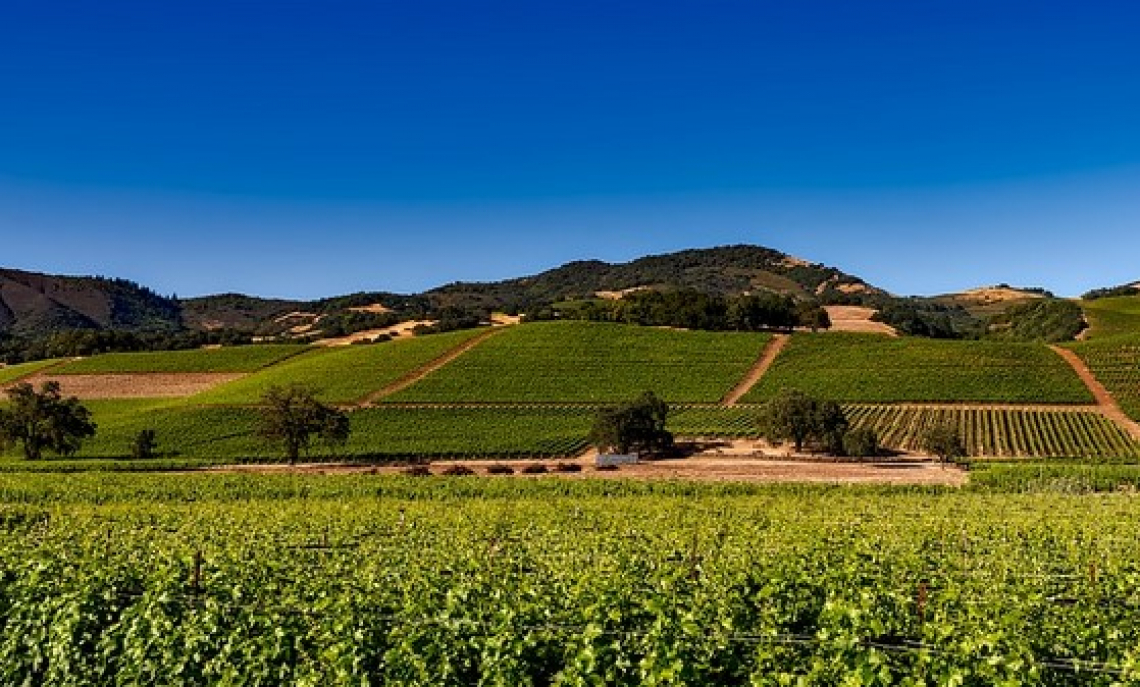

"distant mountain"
[0, 268, 181, 339]
[427, 245, 885, 311]
[1, 245, 883, 340]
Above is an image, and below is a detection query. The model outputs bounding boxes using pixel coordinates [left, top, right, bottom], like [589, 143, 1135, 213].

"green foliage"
[53, 344, 306, 374]
[588, 391, 674, 454]
[190, 329, 488, 404]
[0, 359, 63, 385]
[921, 422, 966, 466]
[1082, 284, 1140, 301]
[744, 333, 1093, 403]
[987, 299, 1085, 342]
[388, 322, 771, 403]
[256, 385, 350, 463]
[842, 427, 880, 458]
[0, 382, 97, 459]
[1068, 334, 1140, 421]
[757, 389, 850, 453]
[1080, 295, 1140, 339]
[844, 405, 1140, 460]
[0, 480, 1138, 682]
[130, 429, 158, 460]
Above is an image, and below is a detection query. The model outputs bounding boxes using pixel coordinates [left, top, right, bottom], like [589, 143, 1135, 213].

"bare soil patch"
[14, 373, 245, 399]
[348, 304, 393, 315]
[315, 320, 436, 347]
[823, 306, 897, 336]
[203, 445, 966, 486]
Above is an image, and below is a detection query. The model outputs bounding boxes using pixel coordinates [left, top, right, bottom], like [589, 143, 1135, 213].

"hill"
[0, 268, 181, 338]
[426, 245, 885, 311]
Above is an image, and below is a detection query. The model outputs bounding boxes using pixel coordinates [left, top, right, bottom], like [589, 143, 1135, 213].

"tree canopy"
[588, 391, 674, 456]
[256, 385, 350, 464]
[0, 381, 97, 460]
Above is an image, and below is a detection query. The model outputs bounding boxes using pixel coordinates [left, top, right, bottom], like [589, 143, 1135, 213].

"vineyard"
[1068, 335, 1140, 421]
[669, 405, 1140, 459]
[741, 333, 1093, 404]
[1080, 294, 1140, 339]
[2, 474, 1140, 684]
[53, 344, 308, 374]
[188, 328, 489, 405]
[0, 358, 64, 385]
[384, 322, 772, 403]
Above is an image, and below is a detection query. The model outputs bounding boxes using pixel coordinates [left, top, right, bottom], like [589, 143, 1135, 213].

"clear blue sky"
[2, 0, 1138, 299]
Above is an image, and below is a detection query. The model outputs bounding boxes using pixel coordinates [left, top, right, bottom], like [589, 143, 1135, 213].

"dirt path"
[1050, 345, 1140, 441]
[721, 334, 789, 406]
[15, 372, 245, 399]
[201, 455, 967, 486]
[359, 328, 503, 406]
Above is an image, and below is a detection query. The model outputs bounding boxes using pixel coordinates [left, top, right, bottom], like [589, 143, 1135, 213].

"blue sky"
[2, 1, 1138, 298]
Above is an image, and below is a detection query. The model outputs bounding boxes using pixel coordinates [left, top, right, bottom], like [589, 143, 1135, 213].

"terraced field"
[386, 321, 771, 403]
[742, 333, 1093, 404]
[189, 328, 491, 405]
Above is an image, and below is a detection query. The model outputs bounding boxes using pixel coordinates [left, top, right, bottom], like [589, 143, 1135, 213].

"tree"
[0, 381, 97, 460]
[758, 389, 849, 453]
[257, 385, 350, 464]
[589, 391, 674, 455]
[921, 422, 965, 468]
[131, 429, 158, 460]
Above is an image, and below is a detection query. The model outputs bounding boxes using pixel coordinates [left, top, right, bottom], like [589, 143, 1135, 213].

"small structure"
[596, 453, 639, 468]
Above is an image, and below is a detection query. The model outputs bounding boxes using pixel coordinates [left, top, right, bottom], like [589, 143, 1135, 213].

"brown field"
[823, 305, 898, 336]
[14, 373, 244, 399]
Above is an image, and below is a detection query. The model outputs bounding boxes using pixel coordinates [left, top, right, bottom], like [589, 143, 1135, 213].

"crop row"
[1070, 337, 1140, 421]
[384, 321, 772, 403]
[1, 482, 1140, 683]
[742, 333, 1093, 404]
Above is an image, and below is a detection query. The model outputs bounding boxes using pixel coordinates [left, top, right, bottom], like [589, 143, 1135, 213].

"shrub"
[521, 463, 548, 474]
[486, 464, 515, 475]
[441, 465, 476, 476]
[555, 462, 583, 473]
[842, 428, 880, 459]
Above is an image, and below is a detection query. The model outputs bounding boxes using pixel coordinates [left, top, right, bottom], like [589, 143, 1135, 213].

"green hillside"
[1080, 294, 1140, 339]
[190, 328, 490, 404]
[741, 333, 1092, 404]
[384, 321, 771, 403]
[1068, 334, 1140, 421]
[53, 345, 307, 374]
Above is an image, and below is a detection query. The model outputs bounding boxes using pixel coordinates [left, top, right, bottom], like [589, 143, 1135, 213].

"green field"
[189, 329, 490, 404]
[1081, 295, 1140, 339]
[669, 405, 1140, 459]
[742, 333, 1093, 404]
[0, 358, 64, 385]
[2, 475, 1140, 683]
[52, 344, 308, 374]
[386, 321, 771, 403]
[5, 402, 594, 462]
[1069, 334, 1140, 421]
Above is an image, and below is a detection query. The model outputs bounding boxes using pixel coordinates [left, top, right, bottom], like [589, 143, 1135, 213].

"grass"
[52, 345, 308, 374]
[189, 328, 490, 405]
[742, 333, 1093, 404]
[1080, 295, 1140, 339]
[0, 359, 65, 385]
[385, 321, 771, 403]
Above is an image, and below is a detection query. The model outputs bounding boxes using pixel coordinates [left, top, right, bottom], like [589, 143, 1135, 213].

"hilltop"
[1, 245, 880, 342]
[0, 268, 181, 338]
